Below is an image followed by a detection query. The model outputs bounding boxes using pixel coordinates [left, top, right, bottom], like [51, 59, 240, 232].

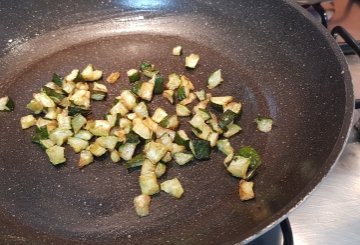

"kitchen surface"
[289, 1, 360, 244]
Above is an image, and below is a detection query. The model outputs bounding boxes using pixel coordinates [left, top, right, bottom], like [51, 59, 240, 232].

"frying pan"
[0, 0, 353, 244]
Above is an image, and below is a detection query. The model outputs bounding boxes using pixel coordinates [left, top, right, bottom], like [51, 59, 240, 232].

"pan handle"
[280, 219, 294, 245]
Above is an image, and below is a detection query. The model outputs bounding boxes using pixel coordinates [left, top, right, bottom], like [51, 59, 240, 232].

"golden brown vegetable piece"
[106, 72, 121, 84]
[239, 180, 255, 201]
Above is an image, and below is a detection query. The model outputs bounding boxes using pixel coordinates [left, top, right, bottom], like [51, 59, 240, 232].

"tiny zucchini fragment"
[26, 99, 43, 114]
[134, 194, 151, 217]
[224, 102, 242, 114]
[177, 86, 187, 101]
[227, 156, 250, 179]
[95, 136, 118, 150]
[133, 102, 149, 118]
[219, 110, 238, 131]
[125, 130, 141, 144]
[176, 104, 191, 117]
[33, 92, 56, 108]
[68, 105, 91, 117]
[127, 69, 141, 83]
[118, 143, 137, 160]
[74, 130, 93, 141]
[132, 118, 152, 139]
[217, 139, 234, 164]
[78, 150, 94, 168]
[106, 72, 120, 84]
[210, 96, 233, 111]
[207, 132, 219, 147]
[20, 115, 37, 129]
[89, 120, 111, 136]
[174, 130, 190, 148]
[151, 74, 165, 95]
[125, 153, 145, 169]
[166, 73, 181, 90]
[52, 73, 64, 86]
[46, 145, 66, 165]
[81, 64, 103, 81]
[173, 152, 194, 165]
[197, 108, 211, 121]
[159, 115, 179, 130]
[67, 137, 89, 153]
[185, 53, 200, 69]
[179, 93, 196, 106]
[110, 150, 121, 163]
[162, 90, 174, 104]
[139, 173, 160, 195]
[239, 180, 255, 201]
[155, 163, 167, 178]
[89, 143, 107, 157]
[42, 86, 66, 104]
[223, 124, 242, 138]
[207, 69, 224, 89]
[172, 45, 182, 56]
[49, 128, 73, 146]
[39, 139, 55, 149]
[120, 90, 138, 110]
[57, 113, 71, 130]
[194, 90, 206, 101]
[255, 117, 273, 133]
[151, 108, 168, 123]
[138, 82, 154, 101]
[160, 178, 184, 198]
[144, 141, 168, 163]
[189, 139, 211, 160]
[110, 101, 129, 116]
[106, 114, 119, 127]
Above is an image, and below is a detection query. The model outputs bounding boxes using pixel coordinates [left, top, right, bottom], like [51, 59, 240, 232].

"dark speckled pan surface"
[0, 0, 353, 244]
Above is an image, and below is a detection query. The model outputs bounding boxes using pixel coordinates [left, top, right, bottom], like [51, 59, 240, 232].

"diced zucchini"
[157, 133, 174, 149]
[36, 118, 52, 128]
[31, 126, 49, 144]
[176, 104, 191, 117]
[112, 128, 126, 142]
[219, 110, 238, 131]
[235, 146, 261, 179]
[89, 120, 111, 136]
[239, 180, 255, 201]
[173, 152, 194, 165]
[125, 130, 141, 144]
[125, 153, 145, 169]
[89, 143, 107, 157]
[106, 72, 120, 84]
[49, 128, 73, 146]
[150, 74, 164, 95]
[172, 45, 182, 56]
[52, 73, 63, 86]
[161, 152, 172, 163]
[68, 105, 91, 117]
[207, 132, 219, 147]
[155, 163, 167, 178]
[33, 92, 56, 108]
[20, 115, 36, 129]
[127, 69, 141, 83]
[95, 136, 118, 150]
[193, 99, 209, 114]
[210, 96, 233, 110]
[119, 118, 132, 132]
[140, 61, 158, 78]
[44, 107, 58, 120]
[160, 178, 184, 198]
[140, 159, 156, 176]
[138, 82, 154, 101]
[119, 143, 137, 160]
[217, 139, 234, 156]
[39, 139, 55, 149]
[189, 114, 205, 129]
[223, 124, 242, 138]
[46, 145, 66, 165]
[166, 73, 181, 90]
[194, 90, 206, 101]
[110, 101, 129, 116]
[110, 150, 121, 163]
[91, 91, 106, 101]
[26, 99, 43, 114]
[208, 113, 222, 134]
[67, 137, 89, 153]
[139, 173, 160, 195]
[120, 90, 137, 110]
[162, 90, 174, 104]
[170, 143, 185, 155]
[106, 114, 119, 127]
[57, 113, 71, 130]
[159, 115, 179, 130]
[65, 69, 80, 82]
[177, 86, 188, 101]
[189, 139, 211, 160]
[74, 130, 93, 141]
[141, 118, 158, 133]
[207, 69, 223, 89]
[191, 125, 213, 141]
[179, 92, 196, 106]
[134, 194, 151, 217]
[69, 89, 90, 108]
[132, 118, 152, 139]
[197, 108, 211, 121]
[62, 80, 76, 94]
[224, 102, 242, 114]
[152, 108, 168, 123]
[133, 102, 149, 118]
[81, 64, 102, 81]
[75, 82, 89, 90]
[42, 86, 66, 104]
[131, 81, 143, 95]
[185, 53, 200, 69]
[227, 156, 250, 179]
[144, 141, 168, 163]
[174, 130, 190, 148]
[255, 117, 273, 133]
[78, 150, 94, 168]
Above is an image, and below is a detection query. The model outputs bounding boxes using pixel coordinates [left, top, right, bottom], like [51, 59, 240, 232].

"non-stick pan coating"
[0, 0, 353, 244]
